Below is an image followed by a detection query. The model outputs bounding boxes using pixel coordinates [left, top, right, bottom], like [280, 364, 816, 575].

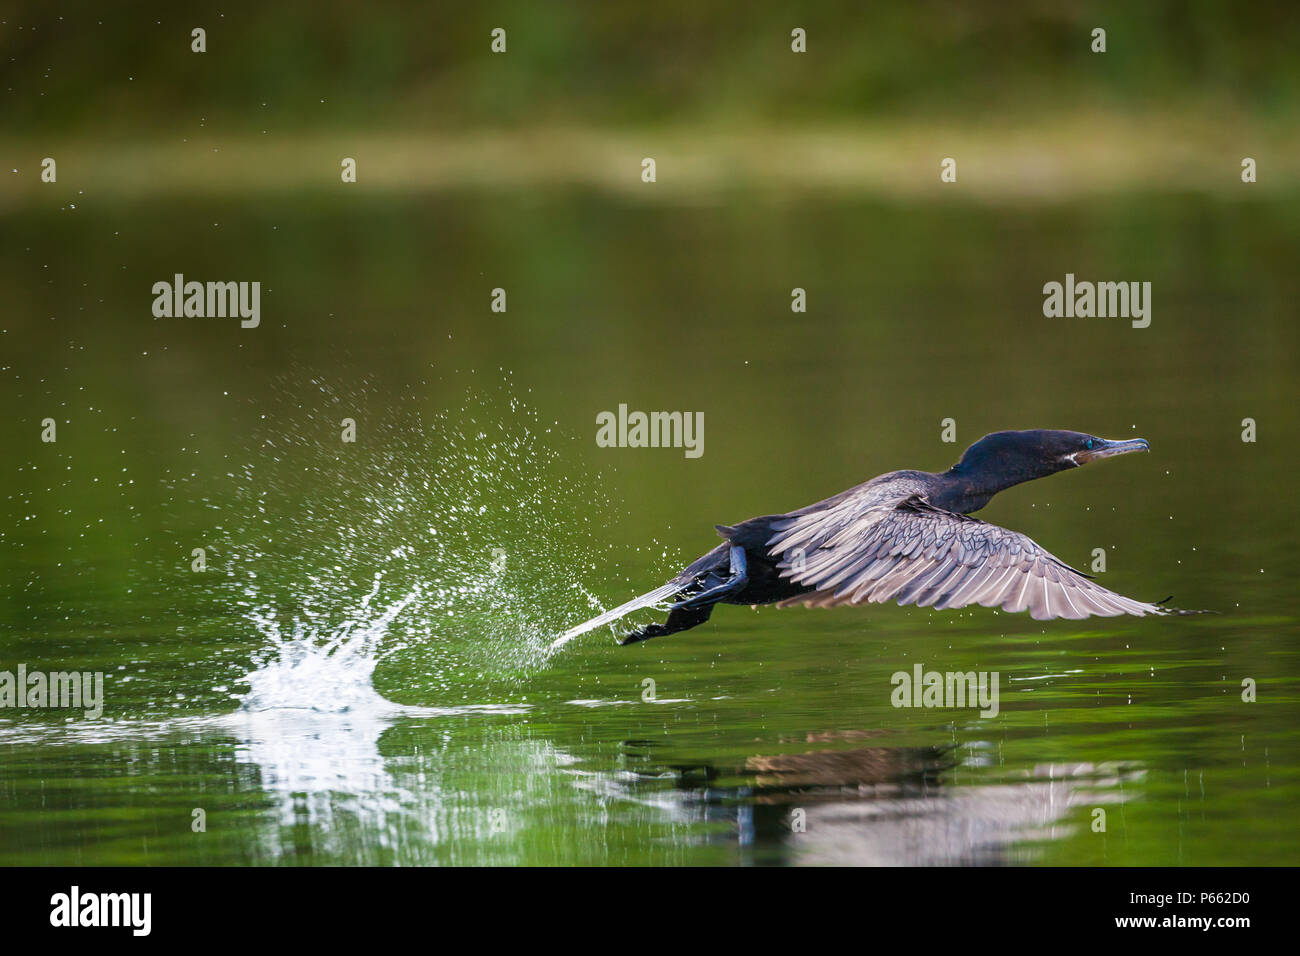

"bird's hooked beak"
[1071, 437, 1150, 465]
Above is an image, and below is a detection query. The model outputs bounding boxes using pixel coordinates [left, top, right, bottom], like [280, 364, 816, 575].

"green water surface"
[1, 193, 1297, 865]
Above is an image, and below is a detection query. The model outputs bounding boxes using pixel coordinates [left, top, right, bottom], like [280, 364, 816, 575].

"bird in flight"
[553, 429, 1200, 649]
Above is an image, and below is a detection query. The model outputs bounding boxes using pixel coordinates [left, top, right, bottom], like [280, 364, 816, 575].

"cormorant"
[553, 429, 1197, 649]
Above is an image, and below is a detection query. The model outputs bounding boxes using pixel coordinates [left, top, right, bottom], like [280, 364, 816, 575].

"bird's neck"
[932, 461, 1035, 514]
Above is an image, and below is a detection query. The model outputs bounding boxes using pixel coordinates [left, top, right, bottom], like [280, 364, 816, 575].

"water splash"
[238, 573, 419, 715]
[203, 374, 653, 711]
[549, 580, 682, 650]
[225, 572, 530, 839]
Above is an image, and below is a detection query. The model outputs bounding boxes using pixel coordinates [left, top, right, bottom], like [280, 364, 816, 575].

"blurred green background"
[0, 3, 1297, 866]
[4, 0, 1300, 206]
[6, 1, 1300, 130]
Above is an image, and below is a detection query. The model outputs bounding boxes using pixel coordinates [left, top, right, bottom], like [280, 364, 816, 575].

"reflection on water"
[0, 710, 1139, 866]
[744, 746, 1140, 866]
[571, 734, 1140, 866]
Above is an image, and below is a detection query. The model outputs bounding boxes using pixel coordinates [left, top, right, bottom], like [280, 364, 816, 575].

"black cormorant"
[553, 429, 1197, 648]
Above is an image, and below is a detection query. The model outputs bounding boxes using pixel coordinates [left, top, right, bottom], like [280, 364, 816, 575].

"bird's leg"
[620, 604, 714, 645]
[670, 545, 748, 610]
[620, 546, 745, 645]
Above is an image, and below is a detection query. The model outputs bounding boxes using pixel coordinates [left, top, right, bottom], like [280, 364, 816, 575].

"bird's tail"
[550, 581, 684, 650]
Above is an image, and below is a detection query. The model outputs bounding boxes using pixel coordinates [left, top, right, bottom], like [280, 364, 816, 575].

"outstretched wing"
[766, 494, 1166, 620]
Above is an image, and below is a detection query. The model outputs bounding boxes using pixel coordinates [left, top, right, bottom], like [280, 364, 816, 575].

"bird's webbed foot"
[619, 623, 668, 646]
[619, 603, 715, 646]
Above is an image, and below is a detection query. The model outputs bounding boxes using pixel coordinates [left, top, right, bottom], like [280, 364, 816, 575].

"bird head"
[953, 429, 1150, 487]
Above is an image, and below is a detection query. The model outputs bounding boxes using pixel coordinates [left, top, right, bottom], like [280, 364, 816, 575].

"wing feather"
[769, 493, 1169, 620]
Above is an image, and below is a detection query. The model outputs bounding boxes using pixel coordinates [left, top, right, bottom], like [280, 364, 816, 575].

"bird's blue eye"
[1086, 439, 1095, 449]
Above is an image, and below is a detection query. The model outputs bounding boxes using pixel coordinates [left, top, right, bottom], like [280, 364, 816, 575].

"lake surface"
[1, 191, 1297, 865]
